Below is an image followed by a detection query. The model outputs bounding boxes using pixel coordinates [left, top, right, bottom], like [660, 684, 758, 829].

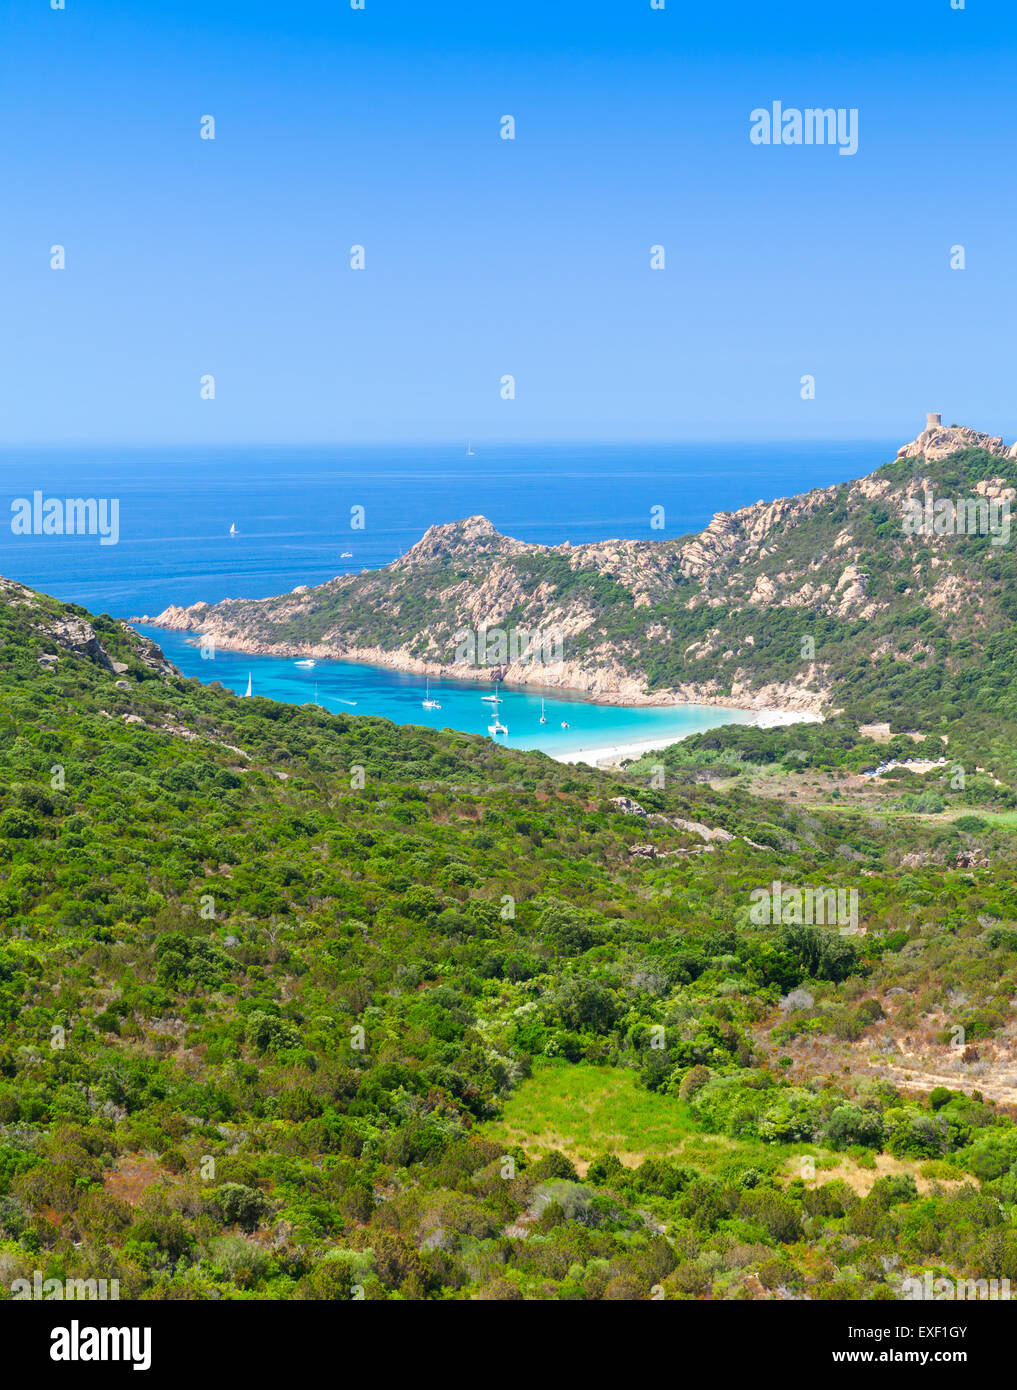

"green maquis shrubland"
[3, 439, 1017, 1302]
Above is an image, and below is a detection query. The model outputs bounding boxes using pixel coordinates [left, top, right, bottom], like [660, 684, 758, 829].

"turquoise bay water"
[1, 441, 875, 755]
[141, 625, 753, 759]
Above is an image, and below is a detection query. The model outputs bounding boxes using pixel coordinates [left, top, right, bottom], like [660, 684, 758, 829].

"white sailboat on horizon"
[229, 522, 238, 536]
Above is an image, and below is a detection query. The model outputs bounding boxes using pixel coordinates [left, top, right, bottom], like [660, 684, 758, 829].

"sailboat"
[539, 698, 547, 724]
[422, 677, 441, 711]
[488, 693, 508, 735]
[467, 440, 475, 456]
[242, 673, 252, 697]
[484, 683, 506, 732]
[229, 523, 238, 537]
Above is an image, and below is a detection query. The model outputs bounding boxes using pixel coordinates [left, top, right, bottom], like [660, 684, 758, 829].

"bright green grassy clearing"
[483, 1061, 698, 1169]
[483, 1063, 962, 1195]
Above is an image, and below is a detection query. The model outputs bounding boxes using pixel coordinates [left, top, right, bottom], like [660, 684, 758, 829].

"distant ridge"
[150, 421, 1017, 726]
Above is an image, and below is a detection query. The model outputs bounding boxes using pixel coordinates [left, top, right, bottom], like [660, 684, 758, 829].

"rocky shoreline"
[135, 614, 830, 718]
[137, 420, 1017, 728]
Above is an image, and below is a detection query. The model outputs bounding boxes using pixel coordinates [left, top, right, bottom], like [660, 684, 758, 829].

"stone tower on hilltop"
[896, 414, 1017, 462]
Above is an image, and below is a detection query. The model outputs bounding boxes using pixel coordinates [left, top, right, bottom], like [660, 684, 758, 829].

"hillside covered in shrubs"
[2, 577, 1017, 1299]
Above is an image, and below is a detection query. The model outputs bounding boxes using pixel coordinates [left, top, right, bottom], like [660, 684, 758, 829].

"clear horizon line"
[0, 433, 911, 451]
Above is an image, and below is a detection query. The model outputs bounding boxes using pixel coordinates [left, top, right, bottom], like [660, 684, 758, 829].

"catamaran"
[422, 678, 441, 711]
[488, 716, 508, 735]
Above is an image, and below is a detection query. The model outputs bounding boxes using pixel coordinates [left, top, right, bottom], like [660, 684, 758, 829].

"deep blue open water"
[1, 440, 892, 749]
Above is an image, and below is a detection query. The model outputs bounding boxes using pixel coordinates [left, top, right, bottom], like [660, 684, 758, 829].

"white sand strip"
[550, 708, 822, 767]
[753, 709, 824, 730]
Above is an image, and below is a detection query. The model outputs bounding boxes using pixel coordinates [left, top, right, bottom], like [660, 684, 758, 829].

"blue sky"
[2, 0, 1015, 444]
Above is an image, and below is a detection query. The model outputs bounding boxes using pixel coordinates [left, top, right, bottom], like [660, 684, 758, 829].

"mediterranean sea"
[1, 439, 892, 753]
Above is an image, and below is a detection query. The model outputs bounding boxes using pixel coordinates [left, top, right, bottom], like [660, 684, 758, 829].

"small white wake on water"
[139, 626, 823, 760]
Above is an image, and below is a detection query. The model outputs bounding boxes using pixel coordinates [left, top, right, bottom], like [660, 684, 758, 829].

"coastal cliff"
[148, 421, 1017, 723]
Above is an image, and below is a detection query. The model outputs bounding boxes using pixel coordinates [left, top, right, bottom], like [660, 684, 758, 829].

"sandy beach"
[551, 707, 823, 767]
